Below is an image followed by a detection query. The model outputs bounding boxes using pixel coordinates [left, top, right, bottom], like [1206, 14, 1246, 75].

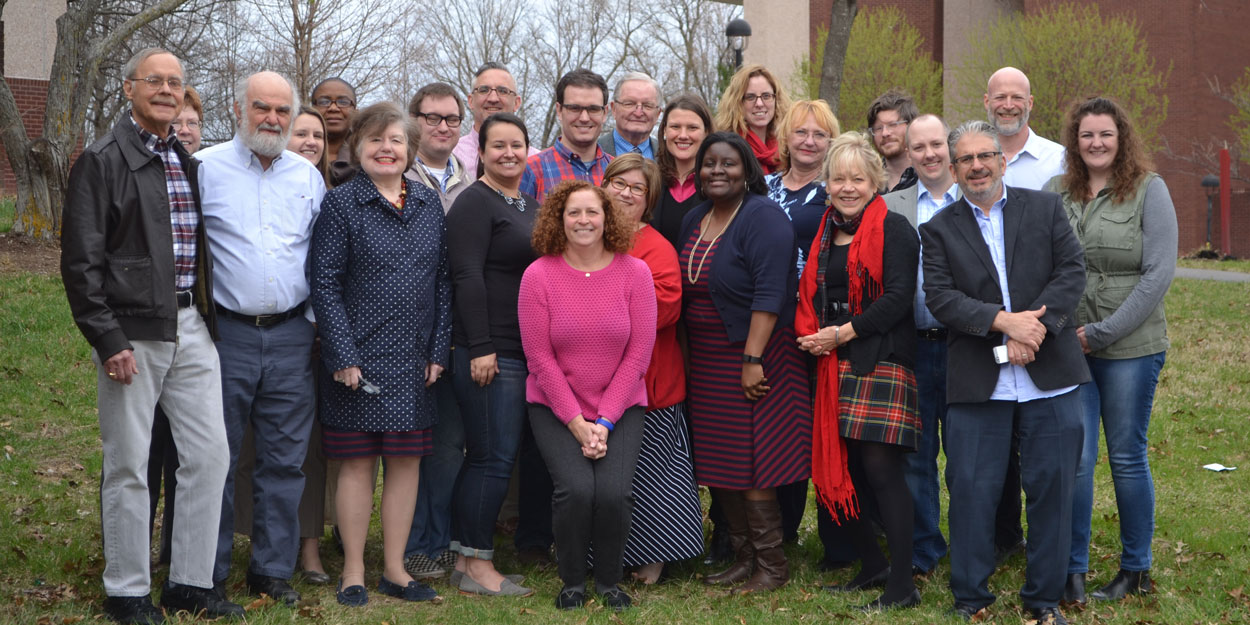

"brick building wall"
[807, 0, 943, 64]
[0, 77, 50, 195]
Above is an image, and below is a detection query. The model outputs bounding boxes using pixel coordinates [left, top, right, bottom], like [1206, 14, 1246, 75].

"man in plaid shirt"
[520, 68, 614, 202]
[61, 48, 243, 623]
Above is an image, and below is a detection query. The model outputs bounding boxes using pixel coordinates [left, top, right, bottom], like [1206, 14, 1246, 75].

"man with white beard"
[197, 71, 326, 607]
[983, 67, 1064, 191]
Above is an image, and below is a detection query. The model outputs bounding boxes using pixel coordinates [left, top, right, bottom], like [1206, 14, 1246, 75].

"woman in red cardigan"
[600, 154, 704, 584]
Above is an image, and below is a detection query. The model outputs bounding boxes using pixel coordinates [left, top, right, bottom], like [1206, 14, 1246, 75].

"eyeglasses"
[130, 75, 183, 90]
[870, 120, 907, 136]
[172, 120, 201, 130]
[614, 100, 659, 112]
[313, 96, 355, 109]
[952, 151, 1003, 167]
[416, 112, 462, 128]
[472, 85, 516, 98]
[793, 129, 829, 142]
[561, 103, 606, 117]
[608, 177, 648, 197]
[742, 93, 775, 104]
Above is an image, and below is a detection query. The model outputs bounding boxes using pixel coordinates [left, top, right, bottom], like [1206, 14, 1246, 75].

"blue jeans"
[449, 351, 528, 559]
[904, 337, 949, 571]
[1069, 352, 1165, 574]
[404, 377, 463, 559]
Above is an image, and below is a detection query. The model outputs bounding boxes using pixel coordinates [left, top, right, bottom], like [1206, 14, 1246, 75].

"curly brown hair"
[532, 180, 635, 256]
[1058, 97, 1152, 203]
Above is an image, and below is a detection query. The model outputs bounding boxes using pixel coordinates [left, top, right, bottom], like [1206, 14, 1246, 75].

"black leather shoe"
[857, 588, 921, 611]
[1091, 569, 1152, 600]
[995, 539, 1026, 566]
[949, 603, 985, 621]
[160, 582, 244, 619]
[599, 585, 632, 610]
[1027, 606, 1069, 624]
[703, 527, 732, 565]
[299, 569, 331, 585]
[824, 566, 889, 592]
[246, 572, 300, 606]
[555, 586, 585, 610]
[102, 594, 164, 624]
[1062, 572, 1086, 605]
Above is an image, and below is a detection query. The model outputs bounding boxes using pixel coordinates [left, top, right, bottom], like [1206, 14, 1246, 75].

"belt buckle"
[176, 290, 193, 308]
[254, 314, 274, 327]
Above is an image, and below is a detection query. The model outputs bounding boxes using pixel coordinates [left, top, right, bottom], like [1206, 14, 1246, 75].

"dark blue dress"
[311, 172, 452, 432]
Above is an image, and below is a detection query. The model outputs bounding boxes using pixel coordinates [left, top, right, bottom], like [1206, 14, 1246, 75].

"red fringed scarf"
[795, 194, 888, 522]
[745, 131, 779, 174]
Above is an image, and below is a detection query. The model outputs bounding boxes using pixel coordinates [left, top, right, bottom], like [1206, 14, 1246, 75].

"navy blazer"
[919, 186, 1090, 404]
[678, 192, 797, 342]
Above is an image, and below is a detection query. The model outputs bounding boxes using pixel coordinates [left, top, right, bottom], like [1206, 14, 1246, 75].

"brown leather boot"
[732, 498, 788, 594]
[704, 491, 753, 586]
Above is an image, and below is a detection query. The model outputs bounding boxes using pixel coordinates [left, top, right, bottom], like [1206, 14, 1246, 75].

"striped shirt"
[133, 116, 197, 290]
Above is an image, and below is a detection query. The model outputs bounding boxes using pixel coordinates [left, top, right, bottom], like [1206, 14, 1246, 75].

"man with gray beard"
[983, 67, 1064, 191]
[196, 71, 326, 607]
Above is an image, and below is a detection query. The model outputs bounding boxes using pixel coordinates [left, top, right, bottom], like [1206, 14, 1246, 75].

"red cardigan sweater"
[629, 225, 686, 411]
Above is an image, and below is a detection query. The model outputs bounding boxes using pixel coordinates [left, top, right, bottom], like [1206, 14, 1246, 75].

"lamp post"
[726, 18, 752, 70]
[1202, 174, 1220, 248]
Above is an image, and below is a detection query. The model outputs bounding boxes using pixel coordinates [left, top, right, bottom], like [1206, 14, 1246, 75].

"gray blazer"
[918, 186, 1089, 404]
[597, 130, 658, 158]
[883, 182, 961, 230]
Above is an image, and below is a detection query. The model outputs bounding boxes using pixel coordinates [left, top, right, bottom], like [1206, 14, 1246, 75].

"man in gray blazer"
[597, 72, 660, 158]
[919, 120, 1087, 625]
[883, 114, 959, 578]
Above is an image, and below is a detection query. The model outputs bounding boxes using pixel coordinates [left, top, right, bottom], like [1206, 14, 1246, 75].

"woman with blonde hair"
[715, 64, 792, 174]
[767, 99, 840, 272]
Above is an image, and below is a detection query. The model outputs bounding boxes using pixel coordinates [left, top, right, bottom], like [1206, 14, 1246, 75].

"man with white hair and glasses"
[598, 72, 662, 158]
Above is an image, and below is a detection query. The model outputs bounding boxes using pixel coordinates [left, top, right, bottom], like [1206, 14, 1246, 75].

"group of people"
[61, 44, 1177, 625]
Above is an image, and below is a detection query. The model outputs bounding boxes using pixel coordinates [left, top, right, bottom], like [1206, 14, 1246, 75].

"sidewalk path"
[1174, 267, 1250, 283]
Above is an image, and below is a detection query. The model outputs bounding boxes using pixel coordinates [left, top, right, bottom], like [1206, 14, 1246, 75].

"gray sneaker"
[457, 574, 534, 597]
[403, 553, 446, 579]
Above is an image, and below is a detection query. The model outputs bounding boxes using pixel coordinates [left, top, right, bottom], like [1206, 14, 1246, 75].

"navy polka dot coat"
[311, 172, 452, 432]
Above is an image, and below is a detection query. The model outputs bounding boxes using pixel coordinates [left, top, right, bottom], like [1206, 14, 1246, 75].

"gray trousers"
[528, 404, 644, 590]
[95, 307, 228, 596]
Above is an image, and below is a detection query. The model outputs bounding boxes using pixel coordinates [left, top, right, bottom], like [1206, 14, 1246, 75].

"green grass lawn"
[0, 196, 16, 233]
[1178, 257, 1250, 274]
[1, 272, 1247, 624]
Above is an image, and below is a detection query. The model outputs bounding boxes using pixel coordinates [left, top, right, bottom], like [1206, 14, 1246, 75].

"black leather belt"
[216, 302, 305, 327]
[176, 290, 194, 308]
[916, 328, 947, 341]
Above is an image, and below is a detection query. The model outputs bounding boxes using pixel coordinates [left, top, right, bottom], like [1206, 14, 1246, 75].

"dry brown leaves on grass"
[0, 233, 60, 276]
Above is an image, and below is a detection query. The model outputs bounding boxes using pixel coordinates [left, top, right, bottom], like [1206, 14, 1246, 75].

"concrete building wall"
[2, 0, 60, 80]
[743, 0, 810, 96]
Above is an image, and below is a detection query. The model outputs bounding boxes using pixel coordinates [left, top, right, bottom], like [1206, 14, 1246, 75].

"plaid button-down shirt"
[519, 137, 612, 202]
[133, 116, 197, 290]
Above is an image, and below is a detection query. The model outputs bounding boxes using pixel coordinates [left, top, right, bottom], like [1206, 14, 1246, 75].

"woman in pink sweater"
[518, 180, 656, 611]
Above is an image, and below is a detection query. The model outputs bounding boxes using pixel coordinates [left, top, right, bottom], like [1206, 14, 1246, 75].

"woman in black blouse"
[311, 103, 451, 606]
[795, 132, 921, 611]
[444, 113, 537, 597]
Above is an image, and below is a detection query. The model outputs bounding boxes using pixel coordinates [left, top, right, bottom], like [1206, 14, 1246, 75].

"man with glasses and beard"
[984, 67, 1065, 191]
[454, 62, 539, 175]
[197, 71, 326, 608]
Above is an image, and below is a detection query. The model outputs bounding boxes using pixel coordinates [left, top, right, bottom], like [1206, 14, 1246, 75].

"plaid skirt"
[835, 359, 920, 450]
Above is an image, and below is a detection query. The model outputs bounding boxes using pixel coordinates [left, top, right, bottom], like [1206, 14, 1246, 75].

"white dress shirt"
[915, 182, 958, 330]
[197, 137, 326, 315]
[1003, 128, 1065, 191]
[972, 185, 1077, 403]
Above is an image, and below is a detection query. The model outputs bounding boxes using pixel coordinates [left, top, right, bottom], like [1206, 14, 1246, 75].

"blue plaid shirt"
[520, 137, 611, 202]
[133, 115, 197, 290]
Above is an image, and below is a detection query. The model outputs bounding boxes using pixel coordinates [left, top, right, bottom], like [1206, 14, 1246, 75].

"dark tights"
[842, 439, 915, 601]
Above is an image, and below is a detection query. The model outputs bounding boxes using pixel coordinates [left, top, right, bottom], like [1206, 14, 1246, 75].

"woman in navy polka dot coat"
[310, 103, 452, 604]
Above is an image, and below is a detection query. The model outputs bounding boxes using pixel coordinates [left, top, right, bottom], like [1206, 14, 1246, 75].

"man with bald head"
[63, 47, 244, 623]
[984, 67, 1065, 190]
[454, 62, 540, 174]
[198, 70, 326, 607]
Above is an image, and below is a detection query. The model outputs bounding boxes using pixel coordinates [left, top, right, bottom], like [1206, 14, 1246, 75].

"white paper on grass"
[1203, 463, 1237, 472]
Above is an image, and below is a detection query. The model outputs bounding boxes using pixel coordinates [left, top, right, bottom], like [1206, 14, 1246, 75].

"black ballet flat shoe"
[857, 588, 921, 612]
[824, 566, 889, 592]
[1090, 569, 1152, 601]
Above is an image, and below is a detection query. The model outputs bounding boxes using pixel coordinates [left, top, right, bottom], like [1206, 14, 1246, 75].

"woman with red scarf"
[795, 132, 921, 611]
[714, 64, 791, 174]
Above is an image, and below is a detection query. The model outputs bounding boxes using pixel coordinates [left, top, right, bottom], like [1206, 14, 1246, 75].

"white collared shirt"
[197, 137, 326, 316]
[915, 182, 958, 330]
[971, 185, 1077, 403]
[1003, 128, 1065, 191]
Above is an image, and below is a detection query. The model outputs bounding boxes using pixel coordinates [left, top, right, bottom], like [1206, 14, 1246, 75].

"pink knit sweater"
[518, 253, 657, 425]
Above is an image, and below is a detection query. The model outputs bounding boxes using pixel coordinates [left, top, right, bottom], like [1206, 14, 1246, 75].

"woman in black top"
[444, 113, 537, 597]
[795, 132, 921, 611]
[651, 93, 714, 248]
